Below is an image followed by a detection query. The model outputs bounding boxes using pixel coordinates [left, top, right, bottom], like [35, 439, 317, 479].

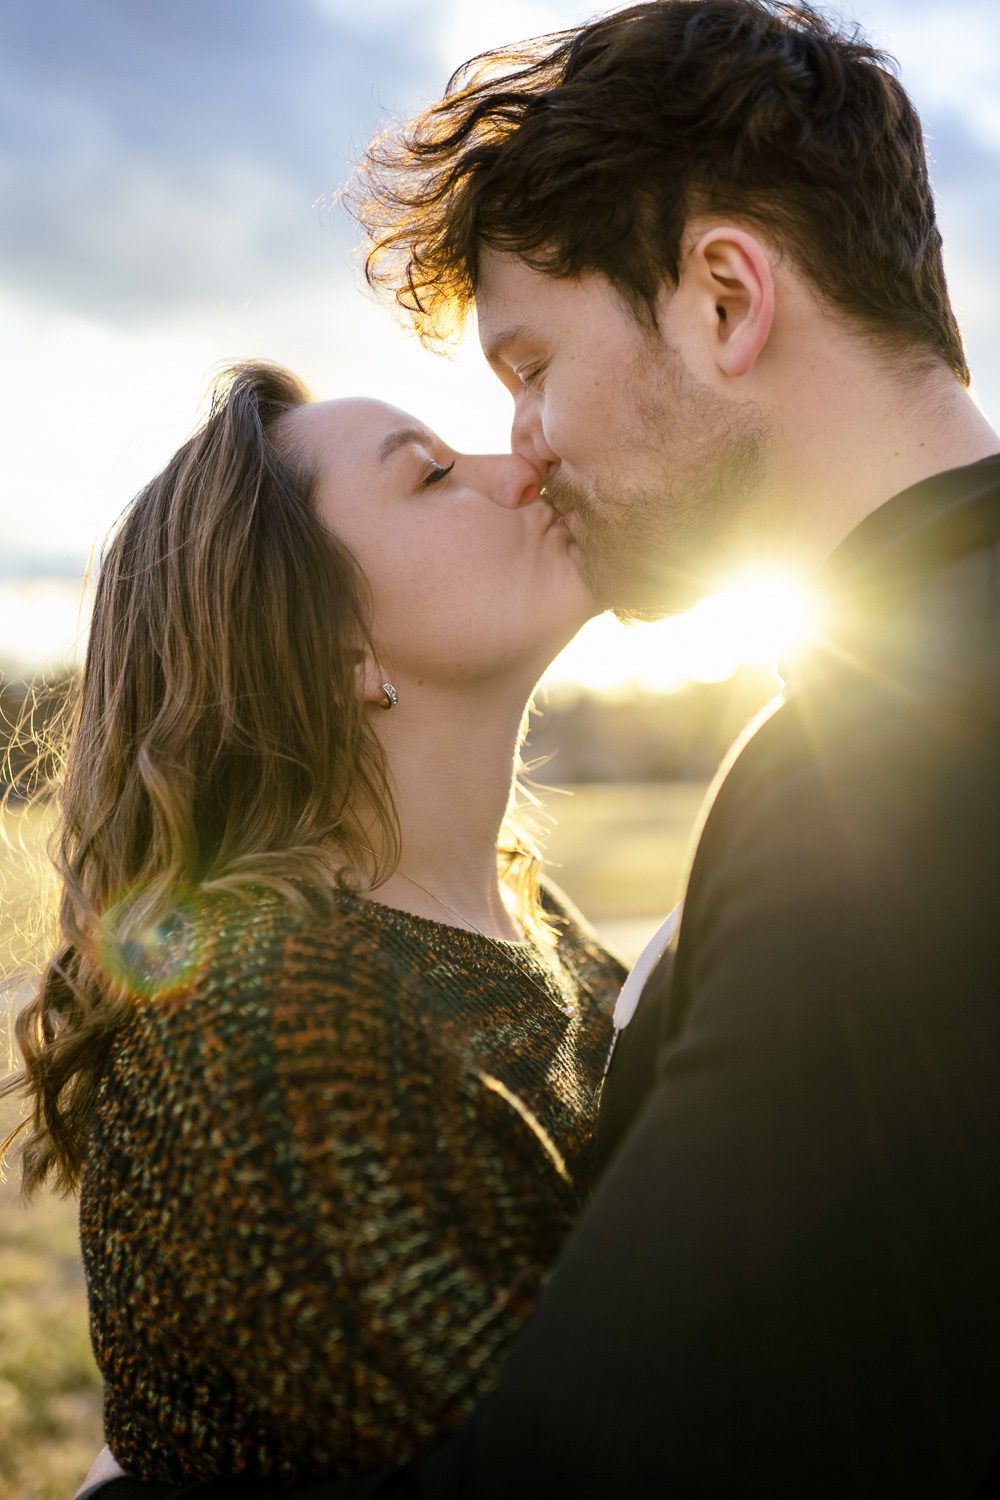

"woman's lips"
[538, 497, 579, 541]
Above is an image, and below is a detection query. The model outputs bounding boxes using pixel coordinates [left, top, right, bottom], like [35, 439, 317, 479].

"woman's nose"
[466, 453, 547, 509]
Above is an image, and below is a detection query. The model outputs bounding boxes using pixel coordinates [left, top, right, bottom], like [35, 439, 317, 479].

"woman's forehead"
[288, 396, 431, 466]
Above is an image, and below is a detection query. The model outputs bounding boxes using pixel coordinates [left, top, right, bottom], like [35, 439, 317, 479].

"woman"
[2, 363, 624, 1488]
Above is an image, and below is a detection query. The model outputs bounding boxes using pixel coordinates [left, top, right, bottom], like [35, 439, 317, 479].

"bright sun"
[542, 572, 817, 695]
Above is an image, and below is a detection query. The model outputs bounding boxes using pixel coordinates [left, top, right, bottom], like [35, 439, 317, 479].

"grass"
[0, 1143, 102, 1500]
[1, 802, 103, 1500]
[0, 782, 707, 1499]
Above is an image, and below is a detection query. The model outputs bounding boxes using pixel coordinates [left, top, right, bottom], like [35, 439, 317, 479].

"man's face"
[477, 251, 769, 618]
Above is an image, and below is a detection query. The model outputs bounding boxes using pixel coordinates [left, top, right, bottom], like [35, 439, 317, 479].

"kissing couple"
[8, 2, 1000, 1497]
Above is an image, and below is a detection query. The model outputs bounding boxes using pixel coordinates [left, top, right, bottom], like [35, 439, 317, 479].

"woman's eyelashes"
[421, 460, 456, 487]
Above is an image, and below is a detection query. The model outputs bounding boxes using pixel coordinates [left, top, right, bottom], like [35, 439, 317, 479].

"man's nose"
[510, 393, 559, 482]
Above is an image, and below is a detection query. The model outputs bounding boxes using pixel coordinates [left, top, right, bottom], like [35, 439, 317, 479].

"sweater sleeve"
[82, 900, 571, 1485]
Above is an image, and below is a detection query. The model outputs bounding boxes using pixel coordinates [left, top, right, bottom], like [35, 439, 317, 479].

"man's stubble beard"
[546, 349, 770, 622]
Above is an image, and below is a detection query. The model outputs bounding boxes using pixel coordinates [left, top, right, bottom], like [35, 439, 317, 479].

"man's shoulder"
[696, 660, 992, 880]
[704, 483, 1000, 843]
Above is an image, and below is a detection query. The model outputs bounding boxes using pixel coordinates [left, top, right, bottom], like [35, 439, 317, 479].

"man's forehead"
[476, 250, 634, 359]
[475, 249, 553, 349]
[479, 320, 536, 369]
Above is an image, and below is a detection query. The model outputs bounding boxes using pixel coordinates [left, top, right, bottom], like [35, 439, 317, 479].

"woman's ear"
[353, 649, 392, 708]
[685, 225, 776, 379]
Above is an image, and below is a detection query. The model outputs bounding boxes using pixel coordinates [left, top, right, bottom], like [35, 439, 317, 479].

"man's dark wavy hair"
[350, 0, 968, 383]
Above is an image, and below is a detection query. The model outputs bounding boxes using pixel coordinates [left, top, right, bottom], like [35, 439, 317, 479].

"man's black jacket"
[95, 457, 1000, 1500]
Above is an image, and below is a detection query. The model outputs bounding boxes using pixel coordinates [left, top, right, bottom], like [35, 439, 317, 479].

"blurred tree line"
[1, 663, 779, 798]
[524, 665, 780, 783]
[1, 671, 75, 800]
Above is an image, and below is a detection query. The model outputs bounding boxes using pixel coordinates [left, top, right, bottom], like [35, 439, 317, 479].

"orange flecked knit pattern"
[79, 883, 624, 1484]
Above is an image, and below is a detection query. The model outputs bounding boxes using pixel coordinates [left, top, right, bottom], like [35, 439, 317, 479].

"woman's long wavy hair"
[2, 362, 545, 1200]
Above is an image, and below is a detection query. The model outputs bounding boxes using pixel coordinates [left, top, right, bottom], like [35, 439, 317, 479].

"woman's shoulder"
[148, 881, 383, 974]
[90, 885, 452, 1171]
[541, 875, 629, 993]
[114, 884, 415, 1059]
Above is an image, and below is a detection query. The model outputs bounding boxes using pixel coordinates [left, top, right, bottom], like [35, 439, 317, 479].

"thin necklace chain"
[366, 855, 575, 1015]
[392, 866, 525, 945]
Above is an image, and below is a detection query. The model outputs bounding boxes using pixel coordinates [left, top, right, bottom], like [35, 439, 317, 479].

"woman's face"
[284, 397, 597, 691]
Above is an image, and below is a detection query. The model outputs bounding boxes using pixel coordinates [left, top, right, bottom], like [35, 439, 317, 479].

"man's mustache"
[540, 468, 591, 520]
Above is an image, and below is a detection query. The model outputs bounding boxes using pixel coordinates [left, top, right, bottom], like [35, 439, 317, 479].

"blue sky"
[2, 0, 999, 679]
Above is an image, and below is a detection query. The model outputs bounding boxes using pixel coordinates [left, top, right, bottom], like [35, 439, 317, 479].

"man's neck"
[766, 334, 1000, 577]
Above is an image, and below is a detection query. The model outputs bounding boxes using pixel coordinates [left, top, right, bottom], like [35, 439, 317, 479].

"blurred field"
[541, 779, 706, 959]
[0, 782, 707, 1500]
[1, 802, 103, 1500]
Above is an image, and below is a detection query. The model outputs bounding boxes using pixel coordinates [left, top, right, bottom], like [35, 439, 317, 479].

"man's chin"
[582, 551, 707, 623]
[610, 601, 677, 625]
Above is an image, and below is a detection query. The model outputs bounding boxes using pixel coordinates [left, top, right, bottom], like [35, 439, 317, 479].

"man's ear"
[684, 225, 776, 379]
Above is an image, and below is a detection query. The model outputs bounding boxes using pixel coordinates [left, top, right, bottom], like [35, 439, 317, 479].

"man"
[83, 1, 1000, 1495]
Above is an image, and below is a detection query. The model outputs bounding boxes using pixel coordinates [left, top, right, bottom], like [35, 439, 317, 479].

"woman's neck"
[363, 677, 533, 941]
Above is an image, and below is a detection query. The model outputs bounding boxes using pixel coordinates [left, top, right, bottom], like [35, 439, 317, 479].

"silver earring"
[380, 682, 398, 710]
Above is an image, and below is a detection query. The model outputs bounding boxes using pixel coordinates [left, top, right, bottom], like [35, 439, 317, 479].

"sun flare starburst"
[543, 572, 818, 695]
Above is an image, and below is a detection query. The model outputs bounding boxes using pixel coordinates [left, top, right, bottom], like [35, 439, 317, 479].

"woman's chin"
[573, 579, 607, 628]
[559, 535, 609, 617]
[532, 609, 598, 678]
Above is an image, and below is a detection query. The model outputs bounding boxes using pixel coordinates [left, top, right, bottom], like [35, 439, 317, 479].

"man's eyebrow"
[482, 323, 533, 368]
[377, 427, 434, 464]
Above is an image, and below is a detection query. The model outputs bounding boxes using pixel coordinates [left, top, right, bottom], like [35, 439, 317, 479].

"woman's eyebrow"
[377, 427, 435, 463]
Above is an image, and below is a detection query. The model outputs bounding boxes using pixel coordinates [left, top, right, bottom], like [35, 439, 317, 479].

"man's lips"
[539, 476, 578, 533]
[542, 500, 574, 534]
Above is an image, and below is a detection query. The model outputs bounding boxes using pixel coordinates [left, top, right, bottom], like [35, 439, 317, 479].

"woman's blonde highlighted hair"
[4, 361, 546, 1199]
[4, 362, 546, 1197]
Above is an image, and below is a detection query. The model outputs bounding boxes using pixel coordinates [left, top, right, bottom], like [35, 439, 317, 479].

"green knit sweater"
[79, 884, 624, 1483]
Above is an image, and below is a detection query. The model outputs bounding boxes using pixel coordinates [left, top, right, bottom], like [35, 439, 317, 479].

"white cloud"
[858, 0, 1000, 149]
[431, 0, 591, 72]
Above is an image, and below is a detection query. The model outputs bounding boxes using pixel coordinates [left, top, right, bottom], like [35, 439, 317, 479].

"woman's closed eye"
[422, 461, 456, 487]
[518, 363, 546, 392]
